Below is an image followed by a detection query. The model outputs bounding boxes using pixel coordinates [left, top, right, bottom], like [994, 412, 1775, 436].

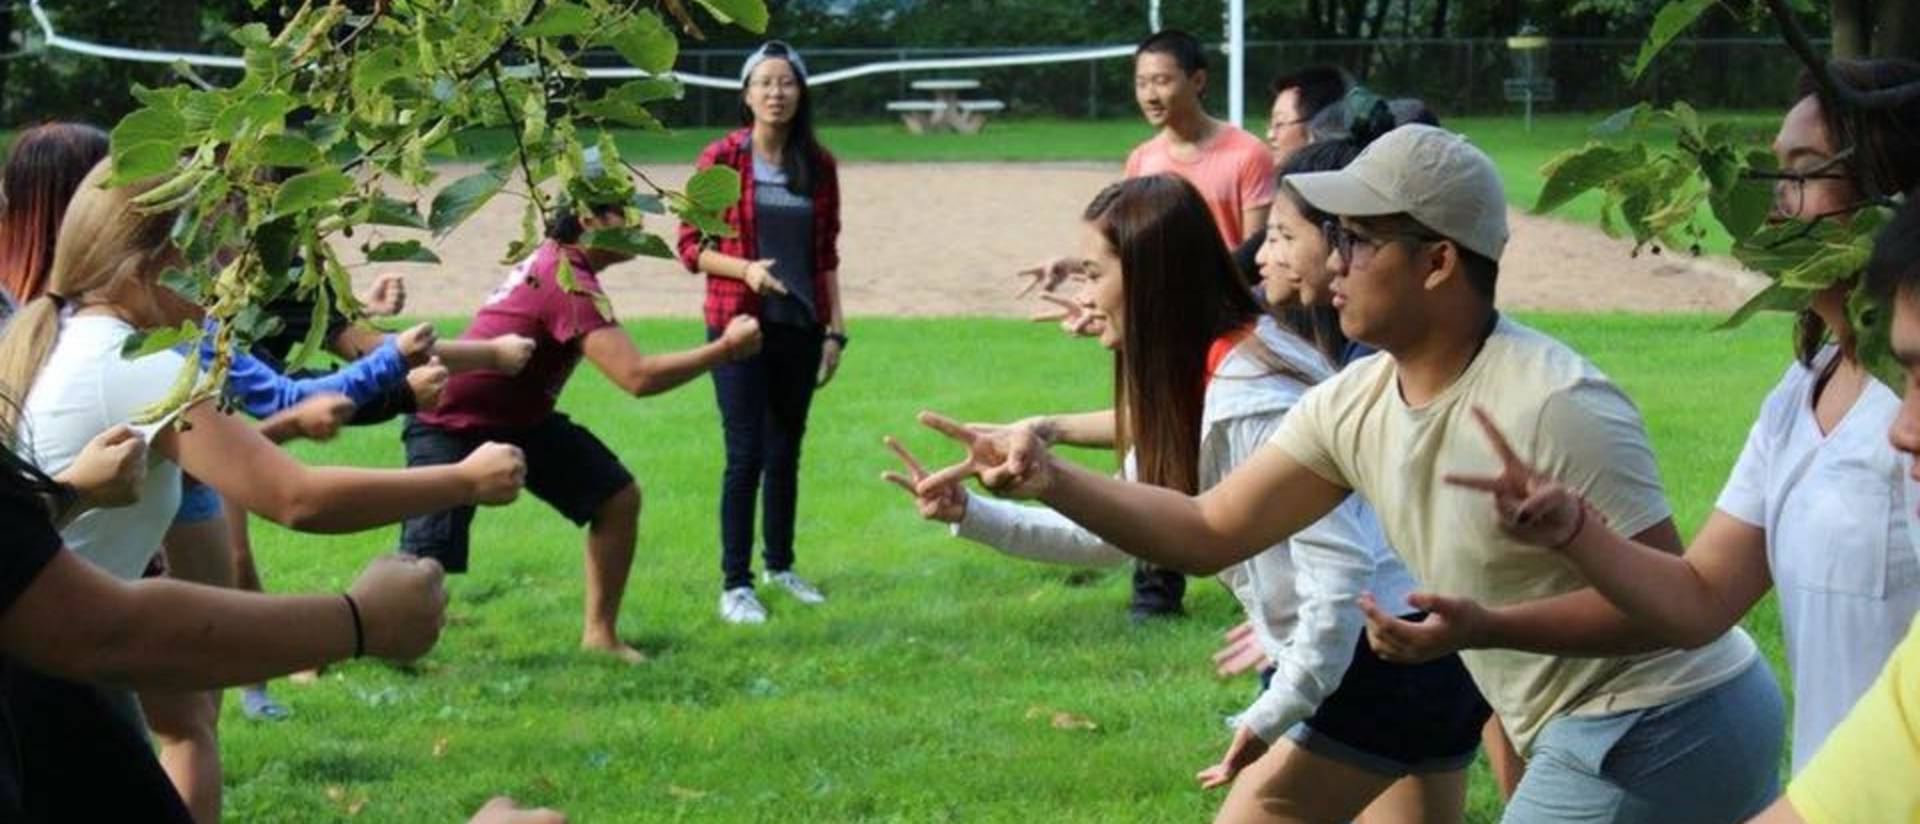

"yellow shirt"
[1269, 317, 1758, 755]
[1788, 612, 1920, 823]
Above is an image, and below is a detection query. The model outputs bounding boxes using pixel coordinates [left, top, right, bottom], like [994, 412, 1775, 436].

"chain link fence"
[632, 38, 1825, 127]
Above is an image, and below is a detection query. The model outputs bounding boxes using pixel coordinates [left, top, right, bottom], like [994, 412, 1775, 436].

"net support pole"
[1226, 0, 1246, 127]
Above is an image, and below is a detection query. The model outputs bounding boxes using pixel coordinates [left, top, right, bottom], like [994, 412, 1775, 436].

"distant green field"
[222, 312, 1799, 822]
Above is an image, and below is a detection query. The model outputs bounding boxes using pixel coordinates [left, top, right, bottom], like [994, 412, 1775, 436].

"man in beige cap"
[909, 124, 1784, 822]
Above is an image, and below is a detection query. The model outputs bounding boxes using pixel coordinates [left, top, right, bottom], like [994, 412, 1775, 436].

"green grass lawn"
[222, 312, 1797, 822]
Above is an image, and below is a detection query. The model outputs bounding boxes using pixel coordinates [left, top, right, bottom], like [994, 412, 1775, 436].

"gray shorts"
[1501, 659, 1784, 824]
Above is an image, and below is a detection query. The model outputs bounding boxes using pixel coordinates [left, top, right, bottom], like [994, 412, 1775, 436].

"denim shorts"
[1501, 658, 1784, 824]
[1281, 614, 1491, 775]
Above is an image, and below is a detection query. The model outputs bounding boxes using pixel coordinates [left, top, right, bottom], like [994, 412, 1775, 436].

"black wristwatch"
[825, 331, 849, 349]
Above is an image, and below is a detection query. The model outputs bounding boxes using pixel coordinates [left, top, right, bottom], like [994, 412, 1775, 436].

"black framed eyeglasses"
[1321, 219, 1444, 267]
[1742, 148, 1854, 220]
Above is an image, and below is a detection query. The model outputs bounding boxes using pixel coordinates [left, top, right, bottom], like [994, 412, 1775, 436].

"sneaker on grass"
[720, 587, 768, 624]
[765, 570, 825, 604]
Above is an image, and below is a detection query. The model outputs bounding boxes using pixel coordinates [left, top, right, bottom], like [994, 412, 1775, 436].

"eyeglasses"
[1743, 149, 1852, 220]
[1321, 220, 1443, 267]
[750, 77, 799, 91]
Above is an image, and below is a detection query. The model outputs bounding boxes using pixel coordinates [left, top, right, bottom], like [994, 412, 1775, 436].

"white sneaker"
[765, 570, 826, 605]
[719, 587, 768, 624]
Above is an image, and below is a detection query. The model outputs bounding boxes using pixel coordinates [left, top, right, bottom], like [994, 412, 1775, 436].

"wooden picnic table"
[888, 79, 1004, 134]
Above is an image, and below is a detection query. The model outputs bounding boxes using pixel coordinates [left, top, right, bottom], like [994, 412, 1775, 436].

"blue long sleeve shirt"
[193, 322, 409, 418]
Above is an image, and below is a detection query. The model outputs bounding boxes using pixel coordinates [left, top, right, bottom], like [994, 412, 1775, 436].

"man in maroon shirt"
[401, 203, 761, 662]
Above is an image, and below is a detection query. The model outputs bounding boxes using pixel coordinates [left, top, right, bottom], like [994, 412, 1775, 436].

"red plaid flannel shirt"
[676, 128, 841, 329]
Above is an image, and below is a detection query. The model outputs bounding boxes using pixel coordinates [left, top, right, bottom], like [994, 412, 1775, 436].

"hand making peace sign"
[1443, 406, 1593, 550]
[1029, 293, 1108, 338]
[910, 411, 1056, 500]
[1013, 255, 1085, 298]
[880, 435, 969, 523]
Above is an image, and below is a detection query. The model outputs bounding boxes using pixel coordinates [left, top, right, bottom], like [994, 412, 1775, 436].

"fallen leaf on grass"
[1024, 705, 1100, 732]
[324, 785, 368, 815]
[666, 784, 709, 800]
[431, 737, 449, 758]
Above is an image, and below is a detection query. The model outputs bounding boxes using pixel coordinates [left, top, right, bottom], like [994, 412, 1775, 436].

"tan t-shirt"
[1269, 317, 1758, 755]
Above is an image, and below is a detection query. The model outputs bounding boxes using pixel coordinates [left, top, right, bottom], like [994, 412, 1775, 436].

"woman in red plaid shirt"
[677, 41, 845, 625]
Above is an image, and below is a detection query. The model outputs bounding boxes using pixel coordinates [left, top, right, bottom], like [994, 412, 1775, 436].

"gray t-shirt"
[752, 155, 817, 327]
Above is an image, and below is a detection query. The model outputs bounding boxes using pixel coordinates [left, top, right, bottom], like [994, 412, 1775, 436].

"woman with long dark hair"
[676, 41, 844, 624]
[886, 175, 1487, 823]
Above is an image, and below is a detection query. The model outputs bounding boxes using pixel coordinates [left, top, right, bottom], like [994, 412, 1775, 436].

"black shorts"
[1283, 613, 1491, 775]
[399, 413, 634, 573]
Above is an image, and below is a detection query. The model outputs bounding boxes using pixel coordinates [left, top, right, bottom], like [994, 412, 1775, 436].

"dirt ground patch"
[340, 161, 1766, 320]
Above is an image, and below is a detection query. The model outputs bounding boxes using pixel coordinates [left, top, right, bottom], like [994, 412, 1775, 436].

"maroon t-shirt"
[418, 240, 617, 432]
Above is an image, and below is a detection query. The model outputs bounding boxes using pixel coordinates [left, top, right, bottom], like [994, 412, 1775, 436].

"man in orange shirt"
[1124, 29, 1275, 248]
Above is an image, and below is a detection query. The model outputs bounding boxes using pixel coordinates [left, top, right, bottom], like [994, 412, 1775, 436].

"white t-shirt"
[1269, 316, 1758, 756]
[17, 315, 187, 579]
[1715, 349, 1920, 772]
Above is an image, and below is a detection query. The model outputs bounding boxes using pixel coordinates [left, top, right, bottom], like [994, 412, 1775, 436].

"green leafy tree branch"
[108, 0, 764, 418]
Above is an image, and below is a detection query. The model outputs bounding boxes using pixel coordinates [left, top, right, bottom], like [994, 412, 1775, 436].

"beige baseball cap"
[1284, 124, 1509, 261]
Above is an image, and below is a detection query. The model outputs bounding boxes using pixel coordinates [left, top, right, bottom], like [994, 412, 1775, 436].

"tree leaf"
[685, 165, 742, 211]
[353, 45, 416, 100]
[429, 171, 506, 235]
[1533, 143, 1640, 215]
[108, 108, 189, 183]
[581, 226, 674, 259]
[1707, 152, 1772, 243]
[610, 77, 685, 104]
[273, 169, 355, 216]
[692, 0, 770, 33]
[523, 2, 595, 38]
[364, 239, 442, 263]
[1629, 0, 1715, 81]
[120, 320, 201, 359]
[364, 195, 428, 229]
[1715, 281, 1810, 330]
[1589, 103, 1652, 137]
[254, 133, 322, 167]
[602, 11, 678, 75]
[575, 96, 666, 130]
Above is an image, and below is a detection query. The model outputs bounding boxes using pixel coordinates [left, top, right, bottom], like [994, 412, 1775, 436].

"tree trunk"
[1871, 0, 1920, 60]
[1429, 0, 1449, 38]
[1833, 0, 1868, 58]
[1343, 0, 1368, 38]
[1364, 0, 1391, 40]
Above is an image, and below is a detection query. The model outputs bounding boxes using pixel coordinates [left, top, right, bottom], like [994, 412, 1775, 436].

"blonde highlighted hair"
[0, 160, 177, 430]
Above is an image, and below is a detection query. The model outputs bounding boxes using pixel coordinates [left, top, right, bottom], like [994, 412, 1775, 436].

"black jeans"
[710, 321, 823, 590]
[1130, 561, 1187, 617]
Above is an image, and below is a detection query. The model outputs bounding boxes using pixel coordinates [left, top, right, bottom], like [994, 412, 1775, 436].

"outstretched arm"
[909, 412, 1348, 576]
[1, 550, 446, 690]
[581, 316, 762, 398]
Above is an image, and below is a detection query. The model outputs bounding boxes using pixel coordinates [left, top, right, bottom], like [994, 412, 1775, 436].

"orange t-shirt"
[1124, 124, 1275, 247]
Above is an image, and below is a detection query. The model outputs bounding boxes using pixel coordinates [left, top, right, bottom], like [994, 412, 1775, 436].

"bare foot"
[581, 636, 649, 664]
